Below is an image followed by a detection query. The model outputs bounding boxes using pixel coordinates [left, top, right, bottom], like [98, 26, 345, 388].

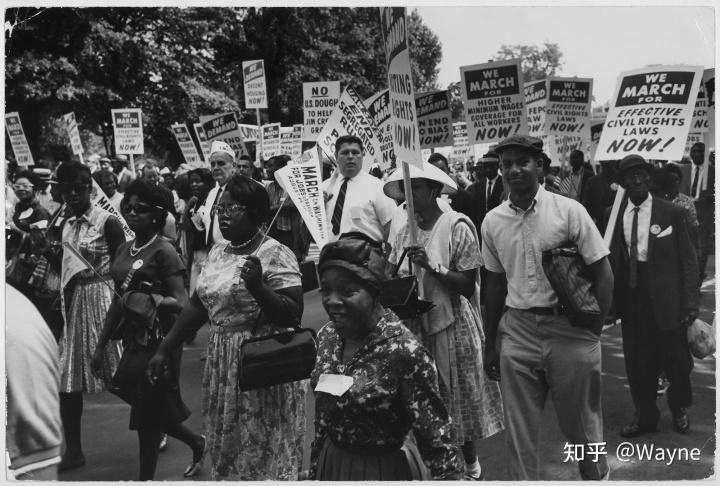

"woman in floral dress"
[309, 237, 463, 480]
[384, 162, 504, 480]
[148, 174, 305, 480]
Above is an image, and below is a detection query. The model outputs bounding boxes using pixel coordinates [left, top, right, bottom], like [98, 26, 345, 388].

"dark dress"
[110, 237, 190, 430]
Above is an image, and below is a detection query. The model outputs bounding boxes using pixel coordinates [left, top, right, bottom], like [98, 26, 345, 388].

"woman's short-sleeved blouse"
[196, 238, 302, 329]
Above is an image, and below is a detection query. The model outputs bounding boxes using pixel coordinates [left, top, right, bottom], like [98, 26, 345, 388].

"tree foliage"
[493, 42, 564, 82]
[5, 7, 442, 166]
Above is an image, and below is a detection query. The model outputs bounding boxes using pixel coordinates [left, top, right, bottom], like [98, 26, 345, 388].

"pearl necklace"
[227, 231, 261, 252]
[130, 234, 158, 257]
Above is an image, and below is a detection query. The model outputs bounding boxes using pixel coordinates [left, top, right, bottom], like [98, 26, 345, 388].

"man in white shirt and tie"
[689, 142, 714, 282]
[605, 154, 698, 439]
[322, 135, 396, 244]
[201, 141, 236, 249]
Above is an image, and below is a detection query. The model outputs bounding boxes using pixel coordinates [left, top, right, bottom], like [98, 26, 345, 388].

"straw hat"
[382, 161, 457, 201]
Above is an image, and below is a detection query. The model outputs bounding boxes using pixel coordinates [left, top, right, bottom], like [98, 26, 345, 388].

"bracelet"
[433, 263, 449, 276]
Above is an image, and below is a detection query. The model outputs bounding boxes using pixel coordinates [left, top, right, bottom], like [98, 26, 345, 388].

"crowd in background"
[4, 133, 714, 481]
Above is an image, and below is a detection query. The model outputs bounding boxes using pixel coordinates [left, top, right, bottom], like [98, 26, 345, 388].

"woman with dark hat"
[383, 162, 504, 480]
[91, 179, 205, 480]
[308, 237, 463, 480]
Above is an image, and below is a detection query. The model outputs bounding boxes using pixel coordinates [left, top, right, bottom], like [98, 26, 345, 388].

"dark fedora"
[617, 154, 653, 178]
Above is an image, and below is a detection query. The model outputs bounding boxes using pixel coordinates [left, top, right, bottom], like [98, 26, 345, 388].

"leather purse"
[541, 244, 602, 335]
[380, 248, 434, 320]
[238, 313, 317, 392]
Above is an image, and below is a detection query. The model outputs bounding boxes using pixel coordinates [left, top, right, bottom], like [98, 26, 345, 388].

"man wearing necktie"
[201, 141, 236, 249]
[322, 135, 396, 244]
[605, 155, 699, 438]
[689, 142, 714, 282]
[467, 151, 503, 232]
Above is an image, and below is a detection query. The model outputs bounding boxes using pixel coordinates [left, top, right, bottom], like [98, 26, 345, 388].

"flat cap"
[617, 154, 652, 177]
[494, 134, 544, 154]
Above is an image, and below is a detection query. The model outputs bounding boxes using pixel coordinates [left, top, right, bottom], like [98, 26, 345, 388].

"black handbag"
[238, 313, 317, 392]
[380, 248, 434, 320]
[541, 244, 602, 335]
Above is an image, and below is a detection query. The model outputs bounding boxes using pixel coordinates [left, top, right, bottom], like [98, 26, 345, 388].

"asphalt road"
[57, 257, 716, 481]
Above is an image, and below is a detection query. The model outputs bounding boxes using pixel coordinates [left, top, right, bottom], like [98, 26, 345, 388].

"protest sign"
[589, 117, 606, 162]
[524, 79, 548, 142]
[415, 90, 453, 149]
[451, 122, 471, 159]
[199, 112, 248, 159]
[684, 132, 704, 156]
[111, 108, 144, 154]
[193, 123, 212, 160]
[275, 148, 329, 248]
[546, 134, 585, 168]
[237, 124, 259, 141]
[595, 65, 703, 161]
[460, 59, 527, 144]
[242, 60, 268, 109]
[280, 127, 294, 156]
[703, 68, 715, 148]
[303, 81, 341, 139]
[545, 77, 593, 139]
[5, 112, 34, 166]
[365, 89, 396, 168]
[690, 76, 710, 133]
[63, 112, 84, 156]
[317, 87, 385, 171]
[261, 123, 281, 159]
[380, 7, 423, 168]
[171, 123, 201, 165]
[292, 124, 304, 158]
[91, 179, 134, 240]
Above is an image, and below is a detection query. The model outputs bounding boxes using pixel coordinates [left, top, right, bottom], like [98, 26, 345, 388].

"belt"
[508, 306, 564, 316]
[330, 437, 402, 456]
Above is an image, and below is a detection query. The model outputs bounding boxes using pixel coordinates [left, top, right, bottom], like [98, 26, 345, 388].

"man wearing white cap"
[322, 135, 396, 244]
[200, 140, 236, 248]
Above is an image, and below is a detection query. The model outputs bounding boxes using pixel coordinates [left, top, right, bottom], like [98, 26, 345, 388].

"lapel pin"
[650, 224, 661, 235]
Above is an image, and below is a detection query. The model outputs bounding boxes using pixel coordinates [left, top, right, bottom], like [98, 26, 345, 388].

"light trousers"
[498, 308, 608, 480]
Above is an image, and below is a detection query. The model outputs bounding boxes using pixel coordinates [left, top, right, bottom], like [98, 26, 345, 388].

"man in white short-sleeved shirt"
[322, 135, 396, 244]
[481, 135, 613, 481]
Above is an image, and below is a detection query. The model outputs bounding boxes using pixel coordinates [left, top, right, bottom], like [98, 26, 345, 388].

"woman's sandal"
[183, 435, 206, 478]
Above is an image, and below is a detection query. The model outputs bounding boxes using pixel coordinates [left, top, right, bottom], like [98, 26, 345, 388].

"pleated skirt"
[317, 436, 430, 481]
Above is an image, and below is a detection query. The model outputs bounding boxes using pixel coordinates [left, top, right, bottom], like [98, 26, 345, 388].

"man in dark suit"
[582, 159, 618, 227]
[689, 142, 714, 282]
[427, 152, 476, 224]
[467, 151, 503, 231]
[605, 155, 699, 438]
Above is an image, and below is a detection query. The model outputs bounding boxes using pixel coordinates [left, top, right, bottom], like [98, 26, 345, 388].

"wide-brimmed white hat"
[383, 162, 457, 201]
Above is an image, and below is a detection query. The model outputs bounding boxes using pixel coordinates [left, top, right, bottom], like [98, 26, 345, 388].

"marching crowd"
[5, 132, 714, 480]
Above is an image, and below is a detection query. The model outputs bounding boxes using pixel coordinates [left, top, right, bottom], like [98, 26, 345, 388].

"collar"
[508, 184, 544, 214]
[329, 312, 404, 357]
[16, 198, 38, 211]
[487, 173, 500, 184]
[66, 205, 94, 224]
[625, 193, 653, 213]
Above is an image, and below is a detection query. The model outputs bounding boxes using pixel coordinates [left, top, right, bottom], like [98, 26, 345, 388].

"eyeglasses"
[213, 203, 247, 216]
[58, 182, 91, 194]
[13, 183, 34, 190]
[122, 202, 156, 214]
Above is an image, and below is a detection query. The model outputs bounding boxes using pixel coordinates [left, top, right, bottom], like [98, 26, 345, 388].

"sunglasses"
[58, 182, 91, 194]
[13, 183, 34, 190]
[122, 202, 157, 214]
[213, 203, 247, 217]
